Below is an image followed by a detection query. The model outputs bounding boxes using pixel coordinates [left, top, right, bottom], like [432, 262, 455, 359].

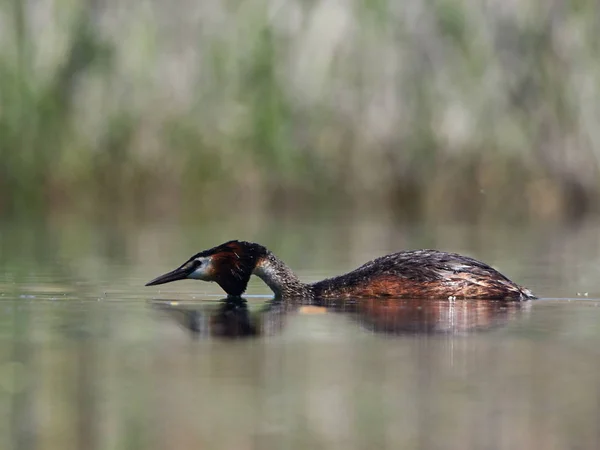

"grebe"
[145, 240, 535, 300]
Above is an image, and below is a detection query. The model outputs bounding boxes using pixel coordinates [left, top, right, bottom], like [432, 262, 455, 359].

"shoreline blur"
[1, 0, 599, 220]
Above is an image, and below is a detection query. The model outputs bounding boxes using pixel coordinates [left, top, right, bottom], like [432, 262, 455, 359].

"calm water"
[1, 216, 600, 450]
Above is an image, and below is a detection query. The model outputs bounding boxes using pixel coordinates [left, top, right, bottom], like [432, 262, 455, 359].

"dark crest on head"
[196, 240, 267, 296]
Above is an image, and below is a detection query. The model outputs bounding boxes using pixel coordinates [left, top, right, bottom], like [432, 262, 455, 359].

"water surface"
[1, 217, 600, 450]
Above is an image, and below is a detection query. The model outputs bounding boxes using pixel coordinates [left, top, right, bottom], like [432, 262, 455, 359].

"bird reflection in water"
[153, 297, 529, 339]
[152, 297, 286, 338]
[348, 298, 527, 335]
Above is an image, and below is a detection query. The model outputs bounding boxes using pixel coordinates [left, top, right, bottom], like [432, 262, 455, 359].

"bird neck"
[253, 251, 312, 298]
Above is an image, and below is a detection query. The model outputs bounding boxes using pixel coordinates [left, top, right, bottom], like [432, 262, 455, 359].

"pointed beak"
[145, 266, 191, 286]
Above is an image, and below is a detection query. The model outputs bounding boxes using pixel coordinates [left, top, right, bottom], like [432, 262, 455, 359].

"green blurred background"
[4, 3, 600, 449]
[1, 0, 599, 221]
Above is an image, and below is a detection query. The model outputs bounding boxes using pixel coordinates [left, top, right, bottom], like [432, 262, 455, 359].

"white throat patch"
[187, 256, 212, 281]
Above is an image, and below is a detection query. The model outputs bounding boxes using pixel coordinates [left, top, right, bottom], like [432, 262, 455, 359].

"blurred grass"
[0, 0, 599, 220]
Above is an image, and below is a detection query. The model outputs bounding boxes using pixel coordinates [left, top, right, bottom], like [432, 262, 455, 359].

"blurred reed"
[0, 0, 599, 220]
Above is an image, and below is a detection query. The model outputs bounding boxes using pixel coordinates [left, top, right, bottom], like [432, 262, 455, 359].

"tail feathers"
[518, 286, 536, 300]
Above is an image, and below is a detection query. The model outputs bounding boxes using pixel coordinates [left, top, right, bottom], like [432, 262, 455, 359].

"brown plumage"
[146, 241, 535, 301]
[208, 241, 265, 295]
[312, 249, 534, 299]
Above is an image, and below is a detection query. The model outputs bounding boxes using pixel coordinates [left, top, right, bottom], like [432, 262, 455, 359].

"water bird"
[145, 240, 535, 300]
